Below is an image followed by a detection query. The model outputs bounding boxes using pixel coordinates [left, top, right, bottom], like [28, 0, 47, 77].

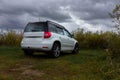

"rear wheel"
[51, 43, 61, 58]
[23, 49, 34, 55]
[72, 43, 79, 54]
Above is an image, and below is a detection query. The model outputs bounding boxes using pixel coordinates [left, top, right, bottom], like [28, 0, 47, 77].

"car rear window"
[24, 22, 47, 32]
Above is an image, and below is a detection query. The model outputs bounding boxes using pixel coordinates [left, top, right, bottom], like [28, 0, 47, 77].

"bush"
[74, 30, 112, 49]
[75, 29, 120, 62]
[0, 34, 5, 45]
[108, 36, 120, 62]
[0, 31, 22, 46]
[0, 29, 120, 54]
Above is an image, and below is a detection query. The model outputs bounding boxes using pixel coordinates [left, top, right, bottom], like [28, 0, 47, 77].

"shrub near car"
[21, 21, 79, 57]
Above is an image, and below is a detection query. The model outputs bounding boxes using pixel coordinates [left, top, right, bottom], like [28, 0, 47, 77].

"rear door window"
[56, 27, 64, 35]
[48, 23, 57, 33]
[48, 23, 64, 35]
[24, 23, 46, 32]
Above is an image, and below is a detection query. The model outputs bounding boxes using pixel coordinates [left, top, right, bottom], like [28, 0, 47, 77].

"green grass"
[0, 46, 119, 80]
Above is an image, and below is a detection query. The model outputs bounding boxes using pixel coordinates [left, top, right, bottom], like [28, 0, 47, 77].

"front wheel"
[72, 43, 79, 54]
[51, 43, 61, 58]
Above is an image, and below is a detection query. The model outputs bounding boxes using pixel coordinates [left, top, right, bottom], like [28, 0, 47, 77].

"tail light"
[44, 32, 52, 38]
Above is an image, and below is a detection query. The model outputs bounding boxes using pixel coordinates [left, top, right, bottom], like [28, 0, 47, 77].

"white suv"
[21, 21, 79, 57]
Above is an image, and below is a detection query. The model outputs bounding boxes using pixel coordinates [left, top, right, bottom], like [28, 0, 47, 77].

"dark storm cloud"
[67, 0, 115, 20]
[0, 0, 72, 29]
[0, 0, 119, 31]
[61, 0, 119, 31]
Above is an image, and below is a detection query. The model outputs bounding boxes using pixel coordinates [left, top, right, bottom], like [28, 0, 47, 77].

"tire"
[23, 49, 34, 56]
[72, 43, 79, 54]
[51, 43, 61, 58]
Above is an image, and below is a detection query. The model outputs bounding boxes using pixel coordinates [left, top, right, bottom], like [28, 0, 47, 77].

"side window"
[64, 29, 72, 38]
[48, 23, 57, 33]
[56, 27, 64, 35]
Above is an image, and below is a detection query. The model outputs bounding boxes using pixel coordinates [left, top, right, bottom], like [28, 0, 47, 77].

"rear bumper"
[21, 45, 52, 51]
[21, 41, 53, 51]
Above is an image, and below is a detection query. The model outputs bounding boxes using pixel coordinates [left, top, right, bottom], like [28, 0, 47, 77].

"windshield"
[24, 22, 46, 32]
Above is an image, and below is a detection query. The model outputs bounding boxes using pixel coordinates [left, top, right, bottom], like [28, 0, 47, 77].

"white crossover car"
[21, 21, 79, 57]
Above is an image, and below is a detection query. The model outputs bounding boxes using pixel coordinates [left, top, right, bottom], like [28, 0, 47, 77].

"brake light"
[44, 32, 52, 38]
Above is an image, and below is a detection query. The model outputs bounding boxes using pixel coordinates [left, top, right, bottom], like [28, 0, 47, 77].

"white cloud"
[68, 12, 107, 32]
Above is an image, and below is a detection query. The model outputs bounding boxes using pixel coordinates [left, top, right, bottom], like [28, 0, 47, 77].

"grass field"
[0, 46, 119, 80]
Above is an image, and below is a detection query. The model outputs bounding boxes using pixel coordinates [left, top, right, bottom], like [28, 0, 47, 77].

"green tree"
[110, 5, 120, 34]
[108, 5, 120, 62]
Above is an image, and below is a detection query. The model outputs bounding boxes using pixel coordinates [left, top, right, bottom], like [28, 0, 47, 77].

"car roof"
[28, 20, 65, 29]
[28, 22, 47, 24]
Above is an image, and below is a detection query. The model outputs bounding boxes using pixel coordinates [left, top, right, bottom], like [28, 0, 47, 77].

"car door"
[55, 27, 68, 51]
[48, 23, 67, 51]
[63, 29, 75, 50]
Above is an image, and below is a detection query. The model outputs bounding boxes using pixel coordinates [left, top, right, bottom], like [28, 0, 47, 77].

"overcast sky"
[0, 0, 120, 32]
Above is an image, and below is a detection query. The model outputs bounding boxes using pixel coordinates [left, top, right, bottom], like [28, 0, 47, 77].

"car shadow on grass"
[26, 54, 52, 59]
[24, 52, 75, 59]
